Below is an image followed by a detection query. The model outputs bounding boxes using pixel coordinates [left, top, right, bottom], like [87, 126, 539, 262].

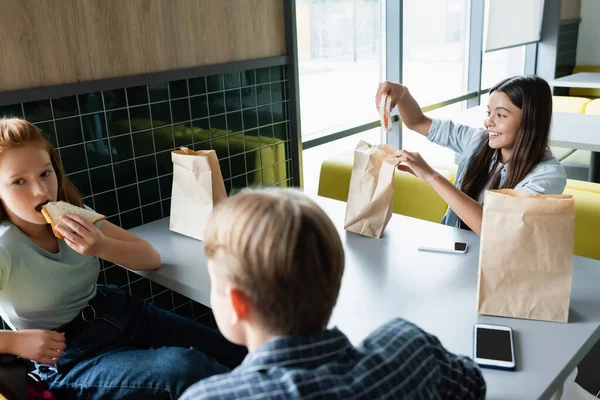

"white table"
[129, 196, 600, 400]
[550, 73, 600, 89]
[449, 106, 600, 183]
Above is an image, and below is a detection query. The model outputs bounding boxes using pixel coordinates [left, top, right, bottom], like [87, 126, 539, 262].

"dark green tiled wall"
[0, 64, 293, 328]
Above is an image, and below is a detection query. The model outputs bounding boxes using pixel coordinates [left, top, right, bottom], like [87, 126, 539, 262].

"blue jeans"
[36, 285, 247, 399]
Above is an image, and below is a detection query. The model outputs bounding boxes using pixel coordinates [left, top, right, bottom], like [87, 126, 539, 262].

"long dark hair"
[460, 75, 552, 200]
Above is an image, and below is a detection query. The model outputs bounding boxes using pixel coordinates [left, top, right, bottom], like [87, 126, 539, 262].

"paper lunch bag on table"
[344, 140, 398, 238]
[477, 189, 575, 323]
[169, 147, 227, 241]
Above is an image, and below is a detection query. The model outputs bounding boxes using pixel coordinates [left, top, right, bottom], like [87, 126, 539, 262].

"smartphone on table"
[417, 241, 468, 254]
[473, 323, 516, 371]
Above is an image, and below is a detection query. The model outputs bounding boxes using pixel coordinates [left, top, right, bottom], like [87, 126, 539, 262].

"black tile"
[55, 117, 83, 147]
[193, 140, 212, 152]
[132, 130, 154, 157]
[130, 278, 152, 300]
[23, 100, 52, 122]
[219, 158, 231, 180]
[172, 292, 190, 308]
[272, 102, 285, 123]
[159, 174, 173, 199]
[224, 179, 232, 195]
[94, 190, 119, 216]
[228, 133, 244, 156]
[52, 96, 79, 118]
[142, 202, 162, 223]
[161, 199, 171, 217]
[86, 139, 112, 167]
[256, 84, 271, 106]
[174, 302, 193, 319]
[35, 121, 57, 148]
[192, 301, 211, 319]
[241, 87, 257, 109]
[232, 174, 247, 190]
[208, 92, 225, 116]
[210, 115, 227, 131]
[243, 108, 258, 130]
[107, 215, 120, 226]
[156, 151, 173, 175]
[121, 208, 142, 229]
[103, 89, 127, 110]
[97, 270, 106, 285]
[67, 171, 92, 197]
[211, 137, 229, 159]
[89, 165, 115, 194]
[151, 281, 168, 296]
[270, 65, 284, 81]
[78, 92, 103, 114]
[256, 67, 270, 84]
[136, 155, 158, 181]
[241, 70, 256, 86]
[259, 126, 273, 141]
[227, 111, 243, 133]
[258, 105, 272, 126]
[225, 89, 241, 112]
[0, 104, 23, 118]
[188, 77, 206, 95]
[139, 179, 160, 205]
[59, 144, 88, 173]
[230, 153, 246, 177]
[223, 72, 241, 89]
[246, 150, 261, 172]
[117, 185, 140, 212]
[174, 123, 193, 147]
[151, 102, 171, 127]
[105, 265, 129, 287]
[190, 95, 209, 120]
[153, 290, 174, 310]
[106, 109, 130, 136]
[82, 113, 107, 141]
[113, 160, 137, 187]
[149, 83, 169, 102]
[271, 81, 285, 103]
[171, 98, 190, 123]
[129, 106, 151, 132]
[197, 311, 215, 328]
[109, 134, 134, 162]
[153, 126, 174, 152]
[127, 86, 149, 106]
[192, 119, 210, 142]
[83, 196, 95, 209]
[169, 80, 188, 99]
[206, 74, 223, 92]
[273, 122, 287, 140]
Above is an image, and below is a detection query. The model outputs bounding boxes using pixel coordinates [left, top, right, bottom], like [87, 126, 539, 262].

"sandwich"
[379, 93, 393, 132]
[41, 201, 106, 239]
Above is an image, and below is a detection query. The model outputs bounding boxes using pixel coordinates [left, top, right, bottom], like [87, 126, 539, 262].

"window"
[296, 0, 383, 141]
[402, 0, 470, 105]
[480, 46, 526, 90]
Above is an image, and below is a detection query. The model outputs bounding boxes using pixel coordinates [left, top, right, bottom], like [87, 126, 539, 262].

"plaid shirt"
[180, 318, 486, 399]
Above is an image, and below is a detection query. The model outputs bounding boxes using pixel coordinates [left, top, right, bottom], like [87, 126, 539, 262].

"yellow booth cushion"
[564, 187, 600, 261]
[552, 96, 591, 114]
[317, 156, 455, 223]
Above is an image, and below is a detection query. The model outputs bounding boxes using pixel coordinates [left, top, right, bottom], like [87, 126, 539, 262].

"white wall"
[576, 0, 600, 65]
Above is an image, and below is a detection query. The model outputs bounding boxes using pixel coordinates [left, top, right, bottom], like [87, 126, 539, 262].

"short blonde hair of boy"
[204, 188, 345, 336]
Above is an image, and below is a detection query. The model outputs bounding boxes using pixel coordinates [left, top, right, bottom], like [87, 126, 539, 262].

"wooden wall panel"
[561, 0, 582, 20]
[0, 0, 285, 91]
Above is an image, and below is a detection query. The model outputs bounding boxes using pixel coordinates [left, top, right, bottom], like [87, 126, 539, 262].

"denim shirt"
[428, 119, 567, 229]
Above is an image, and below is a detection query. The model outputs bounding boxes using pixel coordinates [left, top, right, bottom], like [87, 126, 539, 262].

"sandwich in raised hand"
[41, 201, 106, 239]
[379, 93, 393, 132]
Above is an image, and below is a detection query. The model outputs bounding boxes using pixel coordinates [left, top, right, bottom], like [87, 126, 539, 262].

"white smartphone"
[417, 241, 468, 254]
[473, 323, 516, 371]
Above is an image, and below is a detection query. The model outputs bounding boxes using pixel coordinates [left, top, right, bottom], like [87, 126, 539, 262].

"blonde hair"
[204, 188, 345, 335]
[0, 118, 82, 221]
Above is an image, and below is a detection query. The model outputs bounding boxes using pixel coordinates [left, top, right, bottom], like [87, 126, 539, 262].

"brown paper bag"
[169, 147, 227, 241]
[477, 189, 575, 323]
[344, 140, 398, 238]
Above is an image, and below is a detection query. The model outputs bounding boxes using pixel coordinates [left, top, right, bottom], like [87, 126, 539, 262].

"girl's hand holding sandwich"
[56, 214, 105, 257]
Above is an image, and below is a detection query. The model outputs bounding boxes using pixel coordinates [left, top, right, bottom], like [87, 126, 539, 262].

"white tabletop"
[448, 105, 600, 152]
[550, 73, 600, 89]
[129, 196, 600, 400]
